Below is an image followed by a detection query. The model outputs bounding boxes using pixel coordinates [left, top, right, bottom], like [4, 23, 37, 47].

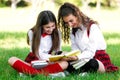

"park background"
[0, 0, 120, 80]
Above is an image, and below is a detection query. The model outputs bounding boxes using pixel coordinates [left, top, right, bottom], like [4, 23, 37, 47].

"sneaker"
[19, 72, 27, 77]
[79, 72, 88, 77]
[49, 72, 66, 78]
[64, 70, 70, 76]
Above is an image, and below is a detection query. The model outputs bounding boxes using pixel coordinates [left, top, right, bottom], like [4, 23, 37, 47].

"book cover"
[71, 59, 89, 70]
[49, 50, 80, 62]
[31, 60, 48, 69]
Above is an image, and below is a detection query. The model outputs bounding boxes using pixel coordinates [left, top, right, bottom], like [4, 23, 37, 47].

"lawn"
[0, 7, 120, 80]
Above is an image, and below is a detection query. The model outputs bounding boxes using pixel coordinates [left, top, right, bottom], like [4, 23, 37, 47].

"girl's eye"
[69, 20, 73, 22]
[52, 25, 55, 28]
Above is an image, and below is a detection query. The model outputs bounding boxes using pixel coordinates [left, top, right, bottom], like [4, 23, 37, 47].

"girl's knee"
[97, 60, 105, 73]
[8, 57, 19, 66]
[59, 61, 68, 70]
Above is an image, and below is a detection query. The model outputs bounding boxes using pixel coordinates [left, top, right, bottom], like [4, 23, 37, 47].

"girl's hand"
[61, 56, 78, 61]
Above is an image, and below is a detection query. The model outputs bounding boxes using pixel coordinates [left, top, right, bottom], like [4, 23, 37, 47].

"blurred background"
[0, 0, 120, 32]
[0, 1, 120, 79]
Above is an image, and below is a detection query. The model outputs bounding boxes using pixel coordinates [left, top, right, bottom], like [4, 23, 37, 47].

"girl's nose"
[50, 27, 54, 31]
[68, 22, 72, 27]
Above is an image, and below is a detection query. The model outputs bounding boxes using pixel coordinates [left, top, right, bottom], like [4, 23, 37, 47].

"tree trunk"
[106, 0, 111, 7]
[11, 0, 21, 10]
[96, 0, 101, 10]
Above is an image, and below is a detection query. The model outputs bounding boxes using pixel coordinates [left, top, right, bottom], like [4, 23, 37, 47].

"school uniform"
[25, 30, 53, 63]
[12, 30, 63, 75]
[69, 24, 119, 72]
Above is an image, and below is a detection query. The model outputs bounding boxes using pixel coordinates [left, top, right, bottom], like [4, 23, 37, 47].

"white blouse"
[28, 30, 52, 60]
[70, 24, 106, 60]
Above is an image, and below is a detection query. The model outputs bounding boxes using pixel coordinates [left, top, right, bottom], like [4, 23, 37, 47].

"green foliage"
[0, 0, 10, 7]
[0, 0, 119, 9]
[0, 0, 29, 7]
[55, 0, 82, 7]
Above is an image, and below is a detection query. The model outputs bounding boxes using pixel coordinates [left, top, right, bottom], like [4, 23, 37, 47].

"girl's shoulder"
[90, 24, 100, 30]
[28, 29, 33, 35]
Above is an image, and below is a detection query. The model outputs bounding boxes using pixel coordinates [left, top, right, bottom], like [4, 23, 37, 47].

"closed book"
[31, 60, 48, 69]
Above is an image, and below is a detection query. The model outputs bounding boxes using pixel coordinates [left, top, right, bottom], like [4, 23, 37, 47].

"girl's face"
[63, 14, 79, 28]
[43, 22, 56, 34]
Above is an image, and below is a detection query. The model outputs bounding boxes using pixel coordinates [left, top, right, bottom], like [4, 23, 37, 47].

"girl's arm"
[77, 24, 106, 60]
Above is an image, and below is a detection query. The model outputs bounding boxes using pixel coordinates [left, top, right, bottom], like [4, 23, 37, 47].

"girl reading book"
[8, 10, 68, 76]
[58, 2, 119, 73]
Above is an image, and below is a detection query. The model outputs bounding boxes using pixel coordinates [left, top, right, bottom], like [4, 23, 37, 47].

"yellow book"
[49, 50, 80, 62]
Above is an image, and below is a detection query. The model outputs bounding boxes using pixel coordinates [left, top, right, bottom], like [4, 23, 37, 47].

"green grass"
[0, 31, 120, 80]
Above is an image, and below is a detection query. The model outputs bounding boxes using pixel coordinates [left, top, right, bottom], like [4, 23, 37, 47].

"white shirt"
[28, 30, 52, 60]
[70, 24, 106, 60]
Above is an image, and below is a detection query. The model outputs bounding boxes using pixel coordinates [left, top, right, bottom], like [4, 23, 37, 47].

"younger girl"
[8, 10, 68, 76]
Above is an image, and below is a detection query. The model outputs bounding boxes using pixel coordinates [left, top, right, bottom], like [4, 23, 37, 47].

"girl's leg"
[8, 57, 40, 75]
[8, 57, 30, 66]
[97, 60, 105, 73]
[58, 61, 68, 70]
[80, 59, 99, 73]
[8, 57, 68, 75]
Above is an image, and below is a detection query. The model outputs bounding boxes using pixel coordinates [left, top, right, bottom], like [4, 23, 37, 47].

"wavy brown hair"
[27, 10, 60, 57]
[58, 2, 97, 43]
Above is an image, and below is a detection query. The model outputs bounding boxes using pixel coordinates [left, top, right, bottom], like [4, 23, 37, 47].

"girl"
[8, 10, 68, 76]
[58, 2, 119, 73]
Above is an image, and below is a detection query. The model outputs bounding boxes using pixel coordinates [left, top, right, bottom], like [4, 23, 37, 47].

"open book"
[49, 50, 80, 62]
[31, 60, 48, 69]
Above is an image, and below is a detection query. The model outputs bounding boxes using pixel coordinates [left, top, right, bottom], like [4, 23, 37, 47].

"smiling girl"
[8, 10, 68, 76]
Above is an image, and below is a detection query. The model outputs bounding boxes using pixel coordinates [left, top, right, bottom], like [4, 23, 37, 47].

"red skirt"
[25, 52, 39, 63]
[94, 50, 119, 72]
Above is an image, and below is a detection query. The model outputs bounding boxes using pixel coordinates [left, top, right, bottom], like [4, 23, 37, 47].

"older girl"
[58, 2, 119, 73]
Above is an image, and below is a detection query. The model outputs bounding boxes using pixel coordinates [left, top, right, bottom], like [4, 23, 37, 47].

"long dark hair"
[27, 10, 60, 57]
[58, 2, 97, 43]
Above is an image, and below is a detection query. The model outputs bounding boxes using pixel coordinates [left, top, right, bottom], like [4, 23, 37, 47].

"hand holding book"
[60, 56, 78, 61]
[49, 50, 80, 62]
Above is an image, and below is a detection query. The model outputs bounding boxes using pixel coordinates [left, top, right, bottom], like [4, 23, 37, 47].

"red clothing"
[94, 50, 119, 72]
[87, 22, 119, 72]
[25, 52, 39, 64]
[11, 52, 63, 75]
[12, 60, 63, 75]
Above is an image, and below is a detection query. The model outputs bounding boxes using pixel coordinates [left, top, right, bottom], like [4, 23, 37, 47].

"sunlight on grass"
[0, 38, 28, 49]
[106, 38, 120, 45]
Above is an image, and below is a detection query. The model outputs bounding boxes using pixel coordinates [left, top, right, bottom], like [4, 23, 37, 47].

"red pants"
[12, 60, 63, 75]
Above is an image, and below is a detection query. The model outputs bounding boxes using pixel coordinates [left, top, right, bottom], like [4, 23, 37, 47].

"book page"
[49, 50, 80, 62]
[49, 55, 64, 62]
[64, 50, 80, 57]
